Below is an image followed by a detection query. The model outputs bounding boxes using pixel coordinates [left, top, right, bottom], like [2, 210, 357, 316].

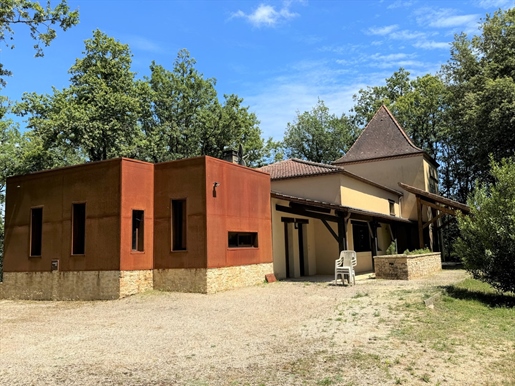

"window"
[72, 203, 86, 255]
[228, 232, 258, 248]
[388, 200, 395, 216]
[132, 210, 144, 252]
[352, 222, 370, 252]
[30, 207, 43, 256]
[171, 199, 187, 251]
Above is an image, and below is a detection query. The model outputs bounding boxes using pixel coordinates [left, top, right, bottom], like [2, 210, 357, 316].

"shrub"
[385, 241, 397, 255]
[455, 158, 515, 294]
[404, 248, 431, 255]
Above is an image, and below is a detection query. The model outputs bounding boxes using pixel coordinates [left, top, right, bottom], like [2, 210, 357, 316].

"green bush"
[455, 158, 515, 294]
[385, 241, 397, 255]
[403, 248, 431, 255]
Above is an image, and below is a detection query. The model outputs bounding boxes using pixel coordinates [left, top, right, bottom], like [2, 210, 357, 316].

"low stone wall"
[0, 270, 153, 300]
[374, 253, 442, 280]
[153, 268, 208, 293]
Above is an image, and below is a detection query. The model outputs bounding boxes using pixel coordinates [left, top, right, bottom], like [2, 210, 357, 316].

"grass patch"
[391, 278, 515, 383]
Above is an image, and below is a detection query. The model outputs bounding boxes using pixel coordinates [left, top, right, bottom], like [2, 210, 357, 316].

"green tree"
[442, 8, 515, 200]
[142, 50, 267, 165]
[283, 99, 357, 164]
[0, 0, 79, 86]
[455, 157, 515, 294]
[16, 30, 144, 161]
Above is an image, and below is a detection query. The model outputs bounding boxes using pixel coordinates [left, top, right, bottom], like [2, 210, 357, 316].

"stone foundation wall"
[206, 263, 274, 293]
[374, 253, 441, 280]
[119, 270, 154, 298]
[0, 263, 275, 299]
[154, 263, 274, 294]
[0, 270, 153, 300]
[153, 268, 208, 293]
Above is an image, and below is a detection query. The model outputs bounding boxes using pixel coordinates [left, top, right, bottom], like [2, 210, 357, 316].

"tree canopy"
[282, 99, 357, 164]
[0, 0, 79, 87]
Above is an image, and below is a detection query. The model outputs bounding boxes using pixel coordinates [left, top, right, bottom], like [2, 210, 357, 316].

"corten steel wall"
[205, 157, 272, 268]
[4, 159, 122, 273]
[119, 159, 154, 271]
[153, 157, 207, 269]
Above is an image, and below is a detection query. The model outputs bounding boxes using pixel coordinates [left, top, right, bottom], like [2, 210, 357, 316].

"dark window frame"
[171, 199, 187, 251]
[30, 207, 43, 257]
[132, 209, 145, 252]
[352, 221, 371, 252]
[228, 232, 259, 248]
[388, 199, 395, 216]
[72, 202, 86, 255]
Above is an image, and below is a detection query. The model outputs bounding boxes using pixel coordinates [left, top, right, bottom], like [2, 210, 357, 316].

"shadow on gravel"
[442, 285, 515, 308]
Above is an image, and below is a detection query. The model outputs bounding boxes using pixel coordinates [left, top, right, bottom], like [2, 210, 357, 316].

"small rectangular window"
[30, 207, 43, 256]
[389, 200, 395, 216]
[72, 203, 86, 255]
[132, 210, 144, 252]
[228, 232, 258, 248]
[172, 199, 187, 251]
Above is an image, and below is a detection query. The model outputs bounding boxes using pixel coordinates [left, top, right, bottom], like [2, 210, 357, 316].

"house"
[259, 106, 468, 279]
[0, 156, 273, 300]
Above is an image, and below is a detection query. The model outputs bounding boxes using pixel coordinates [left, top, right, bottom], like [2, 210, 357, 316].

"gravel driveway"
[1, 269, 492, 385]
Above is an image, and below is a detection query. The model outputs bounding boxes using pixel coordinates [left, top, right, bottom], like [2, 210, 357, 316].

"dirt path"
[0, 269, 504, 385]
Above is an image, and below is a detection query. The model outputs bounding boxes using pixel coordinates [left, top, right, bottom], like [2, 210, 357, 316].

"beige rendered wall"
[271, 174, 343, 204]
[343, 155, 427, 221]
[271, 198, 316, 279]
[340, 175, 400, 216]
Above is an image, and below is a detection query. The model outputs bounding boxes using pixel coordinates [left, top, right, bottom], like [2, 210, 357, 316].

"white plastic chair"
[335, 250, 357, 286]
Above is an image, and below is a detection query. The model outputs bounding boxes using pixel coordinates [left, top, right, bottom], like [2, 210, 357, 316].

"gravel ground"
[0, 269, 505, 385]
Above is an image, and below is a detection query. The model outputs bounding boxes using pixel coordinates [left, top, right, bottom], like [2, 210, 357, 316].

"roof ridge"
[382, 105, 423, 152]
[292, 158, 343, 170]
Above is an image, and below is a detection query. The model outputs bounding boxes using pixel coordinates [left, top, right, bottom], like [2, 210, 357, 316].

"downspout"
[344, 212, 351, 249]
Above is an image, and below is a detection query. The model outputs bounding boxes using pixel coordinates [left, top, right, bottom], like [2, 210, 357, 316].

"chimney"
[223, 149, 239, 164]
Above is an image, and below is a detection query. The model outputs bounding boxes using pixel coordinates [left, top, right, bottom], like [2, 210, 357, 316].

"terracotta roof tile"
[258, 158, 341, 180]
[333, 105, 424, 164]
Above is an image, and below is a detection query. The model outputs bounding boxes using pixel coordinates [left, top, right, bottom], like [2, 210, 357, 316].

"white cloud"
[387, 0, 415, 9]
[413, 41, 450, 49]
[477, 0, 511, 8]
[125, 36, 163, 53]
[232, 2, 299, 27]
[367, 25, 399, 36]
[416, 8, 480, 29]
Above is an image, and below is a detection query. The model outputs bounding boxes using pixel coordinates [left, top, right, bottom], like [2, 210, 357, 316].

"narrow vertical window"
[72, 203, 86, 255]
[132, 210, 144, 252]
[171, 199, 187, 251]
[30, 207, 43, 256]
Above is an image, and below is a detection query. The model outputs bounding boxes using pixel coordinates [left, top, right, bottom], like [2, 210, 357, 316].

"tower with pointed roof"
[333, 105, 439, 222]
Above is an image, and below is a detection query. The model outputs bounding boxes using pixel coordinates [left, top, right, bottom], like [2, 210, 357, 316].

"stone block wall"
[154, 263, 274, 294]
[374, 253, 441, 280]
[206, 263, 274, 293]
[0, 270, 153, 300]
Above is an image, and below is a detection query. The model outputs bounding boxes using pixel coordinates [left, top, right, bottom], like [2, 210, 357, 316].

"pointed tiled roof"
[258, 158, 402, 195]
[258, 158, 341, 180]
[333, 105, 425, 165]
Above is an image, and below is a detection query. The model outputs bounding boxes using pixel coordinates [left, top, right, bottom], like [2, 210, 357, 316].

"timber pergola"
[398, 182, 470, 249]
[271, 191, 412, 254]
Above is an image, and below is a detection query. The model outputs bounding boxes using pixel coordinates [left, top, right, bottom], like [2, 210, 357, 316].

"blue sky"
[1, 0, 513, 140]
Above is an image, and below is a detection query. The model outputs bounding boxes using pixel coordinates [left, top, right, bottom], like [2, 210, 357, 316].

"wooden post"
[417, 196, 424, 248]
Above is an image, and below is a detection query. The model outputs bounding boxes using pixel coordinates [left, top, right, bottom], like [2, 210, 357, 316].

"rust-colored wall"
[4, 159, 122, 272]
[206, 157, 272, 268]
[120, 159, 154, 271]
[153, 157, 207, 269]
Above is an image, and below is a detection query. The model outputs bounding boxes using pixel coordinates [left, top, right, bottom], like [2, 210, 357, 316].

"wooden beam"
[275, 204, 339, 223]
[337, 211, 346, 252]
[419, 198, 456, 216]
[290, 202, 331, 213]
[423, 211, 446, 229]
[321, 219, 338, 242]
